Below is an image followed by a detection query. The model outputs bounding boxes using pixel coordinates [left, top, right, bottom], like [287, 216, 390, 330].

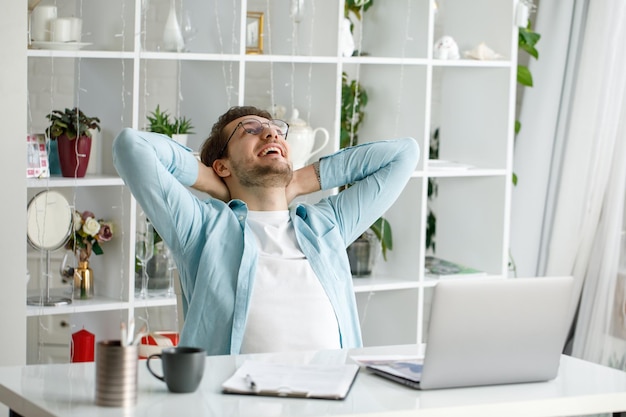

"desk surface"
[2, 344, 626, 417]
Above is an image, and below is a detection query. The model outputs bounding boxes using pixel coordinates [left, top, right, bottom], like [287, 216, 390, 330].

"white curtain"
[538, 0, 626, 367]
[509, 0, 584, 278]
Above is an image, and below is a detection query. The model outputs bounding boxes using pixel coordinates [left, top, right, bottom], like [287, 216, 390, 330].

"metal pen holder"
[95, 340, 138, 407]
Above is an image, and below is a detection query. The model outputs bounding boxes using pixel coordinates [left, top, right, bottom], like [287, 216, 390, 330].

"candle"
[72, 328, 95, 362]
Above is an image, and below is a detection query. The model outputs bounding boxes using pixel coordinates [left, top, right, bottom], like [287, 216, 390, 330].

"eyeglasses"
[219, 118, 289, 157]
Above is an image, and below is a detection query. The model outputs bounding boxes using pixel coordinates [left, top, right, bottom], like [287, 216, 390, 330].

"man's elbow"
[113, 127, 137, 151]
[112, 128, 142, 170]
[400, 137, 420, 166]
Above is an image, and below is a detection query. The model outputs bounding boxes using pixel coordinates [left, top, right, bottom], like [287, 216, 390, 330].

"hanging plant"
[340, 72, 369, 149]
[513, 19, 541, 186]
[344, 0, 375, 24]
[426, 128, 439, 253]
[340, 72, 392, 261]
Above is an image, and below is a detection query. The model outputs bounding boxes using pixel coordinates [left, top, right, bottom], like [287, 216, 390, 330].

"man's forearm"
[319, 139, 419, 190]
[286, 163, 321, 202]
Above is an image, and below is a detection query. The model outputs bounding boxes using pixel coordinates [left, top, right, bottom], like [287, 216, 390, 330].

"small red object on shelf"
[71, 328, 95, 362]
[139, 331, 179, 359]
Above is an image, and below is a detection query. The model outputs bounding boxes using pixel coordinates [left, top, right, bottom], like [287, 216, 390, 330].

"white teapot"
[287, 109, 329, 169]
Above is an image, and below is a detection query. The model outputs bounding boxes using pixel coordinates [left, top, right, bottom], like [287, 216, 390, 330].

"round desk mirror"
[27, 190, 73, 306]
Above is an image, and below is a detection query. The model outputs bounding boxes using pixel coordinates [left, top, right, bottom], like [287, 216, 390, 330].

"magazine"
[425, 256, 486, 279]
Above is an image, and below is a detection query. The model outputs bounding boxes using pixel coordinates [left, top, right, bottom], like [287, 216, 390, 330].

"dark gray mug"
[146, 346, 206, 393]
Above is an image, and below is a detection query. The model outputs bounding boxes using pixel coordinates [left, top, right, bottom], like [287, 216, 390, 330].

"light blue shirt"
[113, 128, 419, 355]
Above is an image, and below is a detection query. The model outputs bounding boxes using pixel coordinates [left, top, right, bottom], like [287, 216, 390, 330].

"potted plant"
[146, 105, 194, 146]
[46, 107, 101, 178]
[341, 72, 393, 276]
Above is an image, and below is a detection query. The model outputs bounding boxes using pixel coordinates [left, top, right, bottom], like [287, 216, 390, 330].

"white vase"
[340, 17, 355, 57]
[163, 0, 184, 52]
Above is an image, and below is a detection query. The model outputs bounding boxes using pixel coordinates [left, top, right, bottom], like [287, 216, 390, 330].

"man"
[113, 105, 419, 355]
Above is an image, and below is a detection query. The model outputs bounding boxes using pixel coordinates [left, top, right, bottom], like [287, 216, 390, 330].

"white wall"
[0, 2, 27, 367]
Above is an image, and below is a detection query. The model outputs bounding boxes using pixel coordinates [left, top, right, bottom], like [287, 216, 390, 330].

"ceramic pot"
[74, 260, 94, 299]
[57, 134, 92, 178]
[288, 108, 329, 169]
[347, 231, 380, 277]
[171, 133, 188, 147]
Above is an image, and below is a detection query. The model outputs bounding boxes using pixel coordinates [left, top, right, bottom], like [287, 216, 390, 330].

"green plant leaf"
[517, 65, 533, 87]
[512, 172, 518, 186]
[370, 217, 392, 261]
[46, 107, 100, 140]
[340, 72, 367, 149]
[519, 26, 541, 59]
[147, 105, 194, 136]
[344, 0, 374, 19]
[515, 120, 521, 135]
[92, 242, 103, 256]
[426, 210, 436, 252]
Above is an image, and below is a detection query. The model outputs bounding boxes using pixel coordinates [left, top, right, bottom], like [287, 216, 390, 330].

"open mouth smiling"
[258, 146, 285, 157]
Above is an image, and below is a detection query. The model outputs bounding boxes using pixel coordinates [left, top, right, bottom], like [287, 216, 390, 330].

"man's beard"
[232, 160, 293, 188]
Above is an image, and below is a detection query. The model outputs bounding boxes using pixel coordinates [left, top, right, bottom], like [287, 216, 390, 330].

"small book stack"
[425, 256, 486, 279]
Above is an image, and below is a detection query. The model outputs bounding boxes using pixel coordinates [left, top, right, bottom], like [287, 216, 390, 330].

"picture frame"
[26, 134, 50, 178]
[246, 11, 264, 54]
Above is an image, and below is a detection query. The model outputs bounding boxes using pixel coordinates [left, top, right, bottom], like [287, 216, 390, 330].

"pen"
[245, 374, 257, 391]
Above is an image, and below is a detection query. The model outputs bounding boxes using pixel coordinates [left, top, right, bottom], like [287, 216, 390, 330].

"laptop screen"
[419, 276, 574, 390]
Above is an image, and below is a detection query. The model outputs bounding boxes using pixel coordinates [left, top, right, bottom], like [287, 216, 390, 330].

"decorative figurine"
[433, 36, 460, 60]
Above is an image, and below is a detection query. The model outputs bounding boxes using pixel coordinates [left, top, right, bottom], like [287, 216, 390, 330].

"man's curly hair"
[200, 106, 272, 168]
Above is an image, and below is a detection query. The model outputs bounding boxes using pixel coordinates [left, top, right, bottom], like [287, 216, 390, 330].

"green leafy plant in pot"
[46, 107, 100, 178]
[146, 105, 194, 146]
[341, 72, 393, 276]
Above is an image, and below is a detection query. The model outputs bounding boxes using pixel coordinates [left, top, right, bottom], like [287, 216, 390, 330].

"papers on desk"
[221, 360, 360, 400]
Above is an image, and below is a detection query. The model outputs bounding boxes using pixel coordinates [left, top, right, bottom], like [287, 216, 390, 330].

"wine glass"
[135, 219, 154, 299]
[182, 10, 197, 51]
[164, 244, 177, 298]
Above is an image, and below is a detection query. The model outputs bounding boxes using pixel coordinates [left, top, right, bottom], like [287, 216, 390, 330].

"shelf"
[342, 56, 430, 66]
[121, 53, 510, 66]
[352, 274, 436, 293]
[427, 168, 508, 178]
[133, 295, 178, 309]
[27, 175, 124, 188]
[27, 48, 135, 59]
[352, 273, 508, 294]
[139, 51, 240, 62]
[244, 54, 340, 64]
[432, 58, 513, 68]
[26, 294, 178, 316]
[26, 296, 130, 317]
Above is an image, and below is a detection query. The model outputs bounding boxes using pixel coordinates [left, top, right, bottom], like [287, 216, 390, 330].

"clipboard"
[221, 360, 360, 400]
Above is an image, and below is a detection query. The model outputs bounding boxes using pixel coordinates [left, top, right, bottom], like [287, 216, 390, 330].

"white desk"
[1, 344, 626, 417]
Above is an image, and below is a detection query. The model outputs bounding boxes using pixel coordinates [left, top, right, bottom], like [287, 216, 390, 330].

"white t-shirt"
[240, 210, 340, 354]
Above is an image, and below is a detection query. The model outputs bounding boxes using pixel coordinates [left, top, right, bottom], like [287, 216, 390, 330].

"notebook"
[362, 276, 574, 390]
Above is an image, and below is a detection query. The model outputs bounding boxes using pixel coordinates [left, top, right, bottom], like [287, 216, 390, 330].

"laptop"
[365, 276, 574, 390]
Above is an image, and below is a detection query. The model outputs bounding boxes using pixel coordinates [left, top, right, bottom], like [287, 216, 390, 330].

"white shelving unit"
[26, 0, 517, 362]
